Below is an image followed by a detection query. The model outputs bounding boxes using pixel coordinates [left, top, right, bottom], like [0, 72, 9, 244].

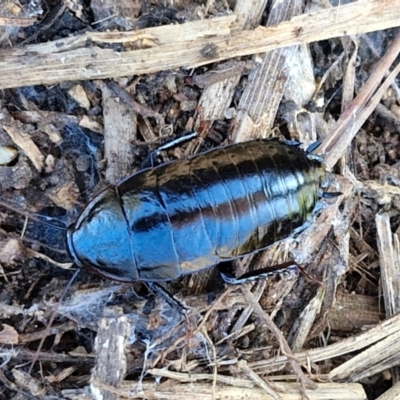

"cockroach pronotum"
[66, 138, 329, 283]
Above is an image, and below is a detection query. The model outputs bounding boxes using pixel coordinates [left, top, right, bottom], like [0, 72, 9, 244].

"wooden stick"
[1, 0, 399, 89]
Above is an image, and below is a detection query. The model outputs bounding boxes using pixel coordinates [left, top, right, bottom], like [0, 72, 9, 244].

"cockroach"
[10, 137, 330, 374]
[66, 138, 328, 283]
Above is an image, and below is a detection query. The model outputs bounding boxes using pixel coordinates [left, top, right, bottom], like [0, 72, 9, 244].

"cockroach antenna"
[0, 199, 67, 231]
[0, 200, 82, 373]
[28, 268, 81, 374]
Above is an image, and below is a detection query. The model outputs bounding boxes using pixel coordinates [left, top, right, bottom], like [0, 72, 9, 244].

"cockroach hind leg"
[296, 265, 324, 285]
[307, 154, 324, 163]
[157, 131, 197, 152]
[305, 140, 322, 154]
[316, 189, 342, 208]
[220, 261, 300, 285]
[141, 131, 198, 169]
[281, 139, 301, 146]
[321, 191, 342, 199]
[145, 282, 188, 315]
[141, 151, 159, 169]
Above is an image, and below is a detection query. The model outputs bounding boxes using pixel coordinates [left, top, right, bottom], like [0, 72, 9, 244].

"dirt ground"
[1, 1, 400, 399]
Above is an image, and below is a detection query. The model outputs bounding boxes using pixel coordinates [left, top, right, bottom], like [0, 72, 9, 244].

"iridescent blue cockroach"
[66, 138, 328, 283]
[17, 137, 331, 374]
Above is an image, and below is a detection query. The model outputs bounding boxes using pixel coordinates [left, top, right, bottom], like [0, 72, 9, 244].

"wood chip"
[376, 213, 400, 318]
[0, 324, 19, 344]
[2, 123, 44, 172]
[90, 317, 130, 400]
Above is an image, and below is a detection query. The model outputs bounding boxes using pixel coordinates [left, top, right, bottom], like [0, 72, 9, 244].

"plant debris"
[1, 1, 400, 399]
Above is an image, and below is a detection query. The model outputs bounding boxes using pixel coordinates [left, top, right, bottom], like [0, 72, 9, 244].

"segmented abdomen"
[118, 139, 326, 281]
